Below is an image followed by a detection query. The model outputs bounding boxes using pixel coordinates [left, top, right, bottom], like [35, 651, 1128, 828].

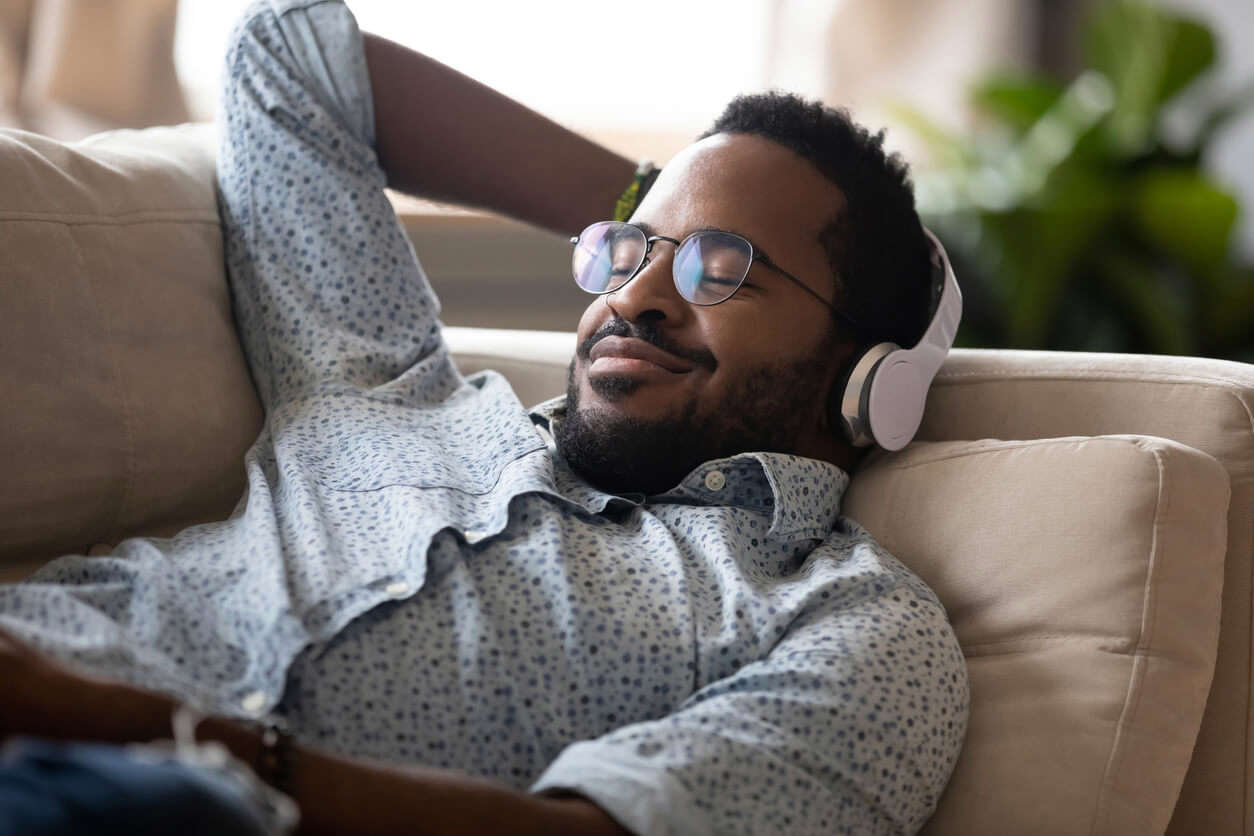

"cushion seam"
[864, 437, 1148, 472]
[1090, 445, 1167, 835]
[934, 369, 1254, 390]
[68, 228, 128, 537]
[98, 228, 140, 541]
[0, 212, 220, 225]
[961, 634, 1152, 657]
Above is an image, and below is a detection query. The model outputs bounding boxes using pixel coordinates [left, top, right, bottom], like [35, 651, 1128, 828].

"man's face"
[555, 132, 854, 495]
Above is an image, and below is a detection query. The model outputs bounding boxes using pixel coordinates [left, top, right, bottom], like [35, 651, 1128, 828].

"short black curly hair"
[699, 91, 932, 350]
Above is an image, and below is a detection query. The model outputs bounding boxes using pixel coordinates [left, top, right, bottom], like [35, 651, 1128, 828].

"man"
[0, 0, 968, 833]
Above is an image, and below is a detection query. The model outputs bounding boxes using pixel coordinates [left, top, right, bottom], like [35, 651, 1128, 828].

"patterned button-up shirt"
[0, 1, 968, 833]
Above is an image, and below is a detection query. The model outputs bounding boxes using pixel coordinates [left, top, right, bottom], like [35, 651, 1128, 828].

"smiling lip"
[588, 336, 694, 374]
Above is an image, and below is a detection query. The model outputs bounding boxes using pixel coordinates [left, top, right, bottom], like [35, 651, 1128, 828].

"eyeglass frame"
[569, 220, 864, 335]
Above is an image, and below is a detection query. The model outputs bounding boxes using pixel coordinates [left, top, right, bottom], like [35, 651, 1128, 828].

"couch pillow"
[0, 124, 263, 578]
[843, 435, 1229, 836]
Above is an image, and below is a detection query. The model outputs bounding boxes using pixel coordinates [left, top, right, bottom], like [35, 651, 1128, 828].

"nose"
[604, 243, 689, 325]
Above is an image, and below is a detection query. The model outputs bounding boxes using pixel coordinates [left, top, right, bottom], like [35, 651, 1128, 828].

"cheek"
[574, 299, 608, 346]
[695, 312, 763, 394]
[704, 304, 810, 362]
[701, 305, 828, 386]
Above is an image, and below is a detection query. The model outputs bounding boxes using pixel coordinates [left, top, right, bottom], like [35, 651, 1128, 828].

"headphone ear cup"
[865, 352, 928, 451]
[833, 343, 898, 447]
[827, 347, 862, 440]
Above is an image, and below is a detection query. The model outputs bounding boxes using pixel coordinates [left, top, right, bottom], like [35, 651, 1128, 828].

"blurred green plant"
[895, 0, 1254, 360]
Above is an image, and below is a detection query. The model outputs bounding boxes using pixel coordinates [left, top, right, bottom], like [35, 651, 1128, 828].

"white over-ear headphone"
[836, 227, 962, 451]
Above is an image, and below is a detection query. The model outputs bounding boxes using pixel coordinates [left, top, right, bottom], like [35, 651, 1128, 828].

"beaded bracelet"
[613, 159, 661, 222]
[168, 703, 300, 829]
[255, 718, 294, 794]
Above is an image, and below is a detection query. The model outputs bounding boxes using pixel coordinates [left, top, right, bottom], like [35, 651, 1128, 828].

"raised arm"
[363, 32, 636, 238]
[214, 0, 635, 407]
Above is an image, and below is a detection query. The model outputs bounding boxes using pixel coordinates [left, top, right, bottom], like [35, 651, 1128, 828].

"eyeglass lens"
[572, 222, 752, 306]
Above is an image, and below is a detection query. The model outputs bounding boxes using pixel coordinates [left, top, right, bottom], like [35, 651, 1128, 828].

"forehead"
[637, 132, 845, 245]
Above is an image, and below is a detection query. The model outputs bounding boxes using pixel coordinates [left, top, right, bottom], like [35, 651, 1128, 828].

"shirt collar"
[529, 396, 848, 541]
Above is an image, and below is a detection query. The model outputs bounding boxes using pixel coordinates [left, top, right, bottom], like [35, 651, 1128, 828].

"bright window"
[176, 0, 773, 144]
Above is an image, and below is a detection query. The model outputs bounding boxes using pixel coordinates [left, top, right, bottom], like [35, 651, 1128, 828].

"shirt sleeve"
[529, 571, 970, 836]
[216, 0, 452, 410]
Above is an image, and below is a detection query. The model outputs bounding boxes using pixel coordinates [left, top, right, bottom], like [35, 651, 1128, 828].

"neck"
[794, 427, 863, 475]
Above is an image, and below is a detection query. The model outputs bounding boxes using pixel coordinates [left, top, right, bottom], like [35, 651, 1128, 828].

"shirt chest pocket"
[281, 372, 547, 493]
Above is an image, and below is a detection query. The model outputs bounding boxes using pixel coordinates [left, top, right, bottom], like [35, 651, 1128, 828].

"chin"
[582, 373, 692, 419]
[557, 382, 704, 496]
[586, 373, 643, 401]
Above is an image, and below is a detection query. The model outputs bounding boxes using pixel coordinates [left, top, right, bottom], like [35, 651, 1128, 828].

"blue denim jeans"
[0, 737, 280, 836]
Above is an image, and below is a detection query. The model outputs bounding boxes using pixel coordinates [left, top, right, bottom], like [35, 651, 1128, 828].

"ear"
[823, 340, 861, 439]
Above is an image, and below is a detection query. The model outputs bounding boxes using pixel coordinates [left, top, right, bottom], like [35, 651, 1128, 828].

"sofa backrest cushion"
[918, 351, 1254, 836]
[444, 326, 575, 405]
[0, 124, 263, 576]
[844, 435, 1229, 836]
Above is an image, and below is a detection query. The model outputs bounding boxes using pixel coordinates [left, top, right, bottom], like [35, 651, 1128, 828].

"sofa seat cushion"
[0, 124, 263, 576]
[843, 435, 1229, 836]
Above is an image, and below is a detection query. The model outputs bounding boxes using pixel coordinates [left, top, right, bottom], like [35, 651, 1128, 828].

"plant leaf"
[982, 167, 1121, 347]
[1087, 0, 1167, 155]
[970, 73, 1066, 135]
[1094, 246, 1195, 355]
[1086, 1, 1215, 156]
[1158, 17, 1216, 104]
[1204, 264, 1254, 347]
[1129, 168, 1238, 273]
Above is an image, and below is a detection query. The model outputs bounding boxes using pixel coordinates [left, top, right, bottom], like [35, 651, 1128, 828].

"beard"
[553, 320, 836, 496]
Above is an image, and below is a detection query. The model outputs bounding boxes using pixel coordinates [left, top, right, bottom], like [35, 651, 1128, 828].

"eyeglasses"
[569, 220, 862, 332]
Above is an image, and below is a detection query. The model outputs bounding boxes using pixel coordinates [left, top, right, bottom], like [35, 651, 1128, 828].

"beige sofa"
[1, 123, 1252, 836]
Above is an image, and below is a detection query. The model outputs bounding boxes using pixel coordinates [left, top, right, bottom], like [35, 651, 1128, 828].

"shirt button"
[704, 470, 726, 492]
[385, 581, 410, 598]
[240, 690, 267, 715]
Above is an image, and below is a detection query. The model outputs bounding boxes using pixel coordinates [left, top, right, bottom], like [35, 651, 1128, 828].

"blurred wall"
[0, 0, 187, 138]
[768, 0, 1035, 134]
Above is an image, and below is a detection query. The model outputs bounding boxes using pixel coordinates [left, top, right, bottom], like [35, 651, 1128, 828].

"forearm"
[5, 669, 262, 778]
[362, 31, 636, 237]
[7, 669, 626, 836]
[285, 744, 628, 836]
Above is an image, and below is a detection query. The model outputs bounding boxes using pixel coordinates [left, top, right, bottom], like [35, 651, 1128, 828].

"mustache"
[577, 317, 717, 371]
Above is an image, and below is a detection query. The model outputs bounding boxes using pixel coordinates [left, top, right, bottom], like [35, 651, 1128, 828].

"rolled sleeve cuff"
[528, 740, 712, 836]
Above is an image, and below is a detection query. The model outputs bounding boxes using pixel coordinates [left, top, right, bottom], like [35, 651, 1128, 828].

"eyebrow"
[633, 220, 664, 239]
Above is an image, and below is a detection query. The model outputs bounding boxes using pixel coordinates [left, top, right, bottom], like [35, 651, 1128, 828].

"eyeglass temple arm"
[754, 253, 865, 336]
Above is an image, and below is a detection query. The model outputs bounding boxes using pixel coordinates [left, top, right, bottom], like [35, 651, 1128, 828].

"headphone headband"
[910, 227, 963, 386]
